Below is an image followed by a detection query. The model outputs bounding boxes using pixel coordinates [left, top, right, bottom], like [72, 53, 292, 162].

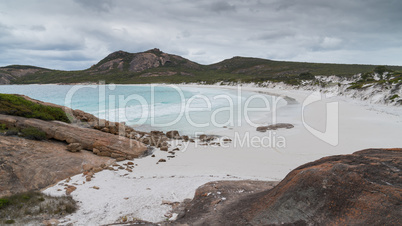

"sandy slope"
[44, 84, 402, 225]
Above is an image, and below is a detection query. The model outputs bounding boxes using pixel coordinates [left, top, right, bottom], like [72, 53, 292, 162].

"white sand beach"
[44, 84, 402, 225]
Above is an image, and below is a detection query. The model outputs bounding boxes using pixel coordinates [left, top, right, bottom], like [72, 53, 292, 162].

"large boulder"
[166, 130, 180, 139]
[174, 148, 402, 225]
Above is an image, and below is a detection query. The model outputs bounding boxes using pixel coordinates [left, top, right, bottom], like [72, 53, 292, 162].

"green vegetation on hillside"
[0, 94, 70, 123]
[11, 58, 402, 85]
[347, 66, 402, 90]
[3, 49, 402, 85]
[2, 65, 49, 70]
[1, 124, 47, 140]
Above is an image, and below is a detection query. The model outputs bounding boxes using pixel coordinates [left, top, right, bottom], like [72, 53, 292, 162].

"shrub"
[4, 128, 19, 136]
[21, 195, 31, 200]
[347, 83, 364, 89]
[20, 127, 47, 140]
[0, 198, 10, 209]
[0, 94, 70, 123]
[373, 66, 389, 75]
[4, 219, 15, 224]
[298, 72, 315, 80]
[0, 123, 6, 131]
[390, 94, 399, 100]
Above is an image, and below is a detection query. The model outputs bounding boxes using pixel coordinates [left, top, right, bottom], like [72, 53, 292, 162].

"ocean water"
[0, 84, 285, 135]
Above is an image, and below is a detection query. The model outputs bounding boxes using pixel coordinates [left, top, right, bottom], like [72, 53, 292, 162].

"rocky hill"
[0, 65, 50, 84]
[2, 48, 402, 84]
[89, 48, 200, 73]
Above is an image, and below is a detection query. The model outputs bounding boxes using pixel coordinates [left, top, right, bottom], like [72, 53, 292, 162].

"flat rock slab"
[0, 135, 114, 197]
[0, 114, 147, 160]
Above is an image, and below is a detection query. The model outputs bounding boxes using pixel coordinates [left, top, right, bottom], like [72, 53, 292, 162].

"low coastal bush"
[20, 127, 47, 140]
[298, 72, 315, 80]
[347, 83, 364, 89]
[0, 191, 77, 225]
[1, 126, 47, 140]
[0, 198, 10, 208]
[389, 94, 399, 100]
[4, 127, 19, 136]
[0, 94, 70, 123]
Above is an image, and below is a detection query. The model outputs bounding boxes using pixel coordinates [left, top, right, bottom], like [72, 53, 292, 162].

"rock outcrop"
[7, 95, 192, 154]
[91, 48, 200, 74]
[0, 114, 148, 160]
[0, 135, 114, 197]
[174, 148, 402, 225]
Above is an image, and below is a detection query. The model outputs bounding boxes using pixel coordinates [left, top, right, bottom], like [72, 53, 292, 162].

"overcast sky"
[0, 0, 401, 70]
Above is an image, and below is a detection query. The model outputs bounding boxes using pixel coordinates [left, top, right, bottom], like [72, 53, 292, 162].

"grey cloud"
[249, 30, 296, 41]
[209, 1, 236, 13]
[73, 0, 113, 12]
[0, 0, 401, 69]
[30, 25, 46, 31]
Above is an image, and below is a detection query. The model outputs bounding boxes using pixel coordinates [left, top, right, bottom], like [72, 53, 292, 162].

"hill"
[1, 48, 402, 84]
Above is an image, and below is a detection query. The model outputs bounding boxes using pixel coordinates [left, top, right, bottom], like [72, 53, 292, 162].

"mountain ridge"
[1, 48, 402, 85]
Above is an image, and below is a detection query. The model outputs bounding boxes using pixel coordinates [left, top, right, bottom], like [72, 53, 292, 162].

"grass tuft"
[0, 94, 69, 123]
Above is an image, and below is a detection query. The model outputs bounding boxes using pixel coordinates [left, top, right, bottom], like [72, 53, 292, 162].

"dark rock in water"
[166, 130, 179, 139]
[158, 159, 167, 163]
[198, 134, 217, 142]
[151, 130, 165, 136]
[173, 148, 402, 225]
[257, 123, 294, 132]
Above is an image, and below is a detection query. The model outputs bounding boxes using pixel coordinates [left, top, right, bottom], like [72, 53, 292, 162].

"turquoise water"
[0, 84, 284, 135]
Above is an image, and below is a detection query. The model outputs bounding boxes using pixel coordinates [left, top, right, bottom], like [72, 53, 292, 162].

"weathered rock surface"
[91, 48, 200, 74]
[67, 143, 82, 152]
[173, 148, 402, 225]
[0, 114, 148, 160]
[257, 123, 294, 132]
[0, 135, 114, 197]
[173, 181, 279, 225]
[15, 95, 187, 150]
[166, 130, 180, 139]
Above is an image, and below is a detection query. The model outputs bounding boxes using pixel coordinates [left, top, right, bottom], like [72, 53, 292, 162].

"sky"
[0, 0, 401, 70]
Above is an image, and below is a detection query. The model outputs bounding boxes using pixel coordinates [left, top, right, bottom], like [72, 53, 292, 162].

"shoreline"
[2, 83, 401, 224]
[41, 83, 402, 225]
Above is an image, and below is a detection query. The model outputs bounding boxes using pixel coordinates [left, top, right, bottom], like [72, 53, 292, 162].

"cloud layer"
[0, 0, 401, 70]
